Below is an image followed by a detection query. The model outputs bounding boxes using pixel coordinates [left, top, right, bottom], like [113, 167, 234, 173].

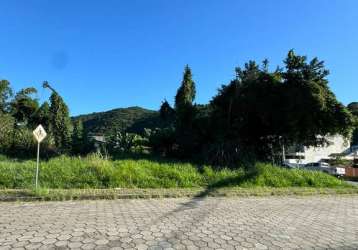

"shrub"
[242, 163, 347, 188]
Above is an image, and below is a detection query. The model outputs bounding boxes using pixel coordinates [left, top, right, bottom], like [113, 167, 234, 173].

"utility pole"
[281, 137, 286, 165]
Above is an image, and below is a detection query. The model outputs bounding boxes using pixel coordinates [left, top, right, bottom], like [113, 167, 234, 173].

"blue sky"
[0, 0, 357, 116]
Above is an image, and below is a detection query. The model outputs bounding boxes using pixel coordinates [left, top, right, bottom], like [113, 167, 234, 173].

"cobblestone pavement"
[1, 196, 358, 250]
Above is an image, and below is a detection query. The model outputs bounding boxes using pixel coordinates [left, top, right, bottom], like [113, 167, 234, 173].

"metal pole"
[35, 142, 40, 189]
[282, 143, 286, 164]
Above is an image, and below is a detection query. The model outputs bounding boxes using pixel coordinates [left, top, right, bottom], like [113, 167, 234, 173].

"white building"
[286, 135, 356, 165]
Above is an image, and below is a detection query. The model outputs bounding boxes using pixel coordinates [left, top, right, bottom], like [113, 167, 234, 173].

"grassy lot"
[0, 153, 352, 189]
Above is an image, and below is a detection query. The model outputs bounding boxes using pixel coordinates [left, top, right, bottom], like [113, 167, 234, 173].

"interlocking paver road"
[1, 196, 358, 249]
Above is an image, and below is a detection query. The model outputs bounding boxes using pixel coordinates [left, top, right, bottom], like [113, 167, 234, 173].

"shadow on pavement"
[146, 169, 259, 225]
[140, 169, 259, 248]
[170, 169, 259, 211]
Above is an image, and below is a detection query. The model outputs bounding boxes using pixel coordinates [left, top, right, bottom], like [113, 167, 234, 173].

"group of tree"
[1, 50, 356, 167]
[152, 50, 355, 166]
[0, 80, 92, 157]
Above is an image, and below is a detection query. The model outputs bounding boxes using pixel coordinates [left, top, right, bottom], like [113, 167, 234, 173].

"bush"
[0, 113, 15, 153]
[242, 163, 347, 188]
[0, 159, 35, 188]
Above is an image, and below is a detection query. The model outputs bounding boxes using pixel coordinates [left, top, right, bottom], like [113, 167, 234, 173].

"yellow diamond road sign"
[33, 125, 47, 143]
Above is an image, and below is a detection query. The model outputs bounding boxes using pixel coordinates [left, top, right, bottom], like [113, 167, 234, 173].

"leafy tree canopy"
[175, 65, 196, 110]
[210, 50, 353, 162]
[10, 87, 39, 126]
[44, 82, 72, 152]
[0, 80, 13, 113]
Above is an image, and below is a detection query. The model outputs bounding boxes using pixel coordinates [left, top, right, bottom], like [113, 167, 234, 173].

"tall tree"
[0, 113, 15, 153]
[159, 99, 175, 121]
[71, 119, 84, 155]
[0, 80, 15, 153]
[33, 101, 51, 131]
[174, 65, 197, 128]
[148, 100, 177, 156]
[175, 65, 196, 109]
[174, 65, 198, 157]
[210, 60, 283, 163]
[0, 80, 13, 113]
[10, 87, 39, 126]
[43, 81, 72, 152]
[282, 50, 353, 146]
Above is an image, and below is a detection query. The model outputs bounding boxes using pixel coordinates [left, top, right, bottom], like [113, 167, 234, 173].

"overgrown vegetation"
[0, 154, 351, 189]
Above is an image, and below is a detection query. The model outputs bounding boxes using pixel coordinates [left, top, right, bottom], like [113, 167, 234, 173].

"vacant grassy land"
[0, 154, 351, 189]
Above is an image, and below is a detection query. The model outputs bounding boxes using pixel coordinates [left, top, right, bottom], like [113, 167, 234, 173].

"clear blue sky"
[0, 0, 357, 116]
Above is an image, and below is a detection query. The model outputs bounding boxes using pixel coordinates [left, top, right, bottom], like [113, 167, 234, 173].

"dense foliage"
[206, 51, 353, 165]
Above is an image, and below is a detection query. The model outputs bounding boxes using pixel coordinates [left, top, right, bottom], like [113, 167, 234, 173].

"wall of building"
[302, 135, 350, 164]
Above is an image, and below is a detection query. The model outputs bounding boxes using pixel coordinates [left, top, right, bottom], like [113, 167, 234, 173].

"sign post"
[33, 125, 47, 189]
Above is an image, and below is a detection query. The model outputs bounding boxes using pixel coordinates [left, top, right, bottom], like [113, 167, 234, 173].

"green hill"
[73, 106, 162, 134]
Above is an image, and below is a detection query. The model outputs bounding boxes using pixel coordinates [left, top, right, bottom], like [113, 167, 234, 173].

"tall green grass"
[0, 154, 350, 189]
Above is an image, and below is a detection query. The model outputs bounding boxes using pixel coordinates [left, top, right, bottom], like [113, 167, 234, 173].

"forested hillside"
[73, 106, 162, 134]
